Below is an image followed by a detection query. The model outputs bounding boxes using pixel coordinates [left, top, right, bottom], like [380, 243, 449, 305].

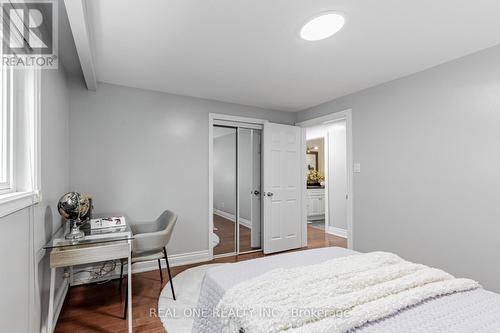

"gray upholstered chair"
[120, 210, 177, 318]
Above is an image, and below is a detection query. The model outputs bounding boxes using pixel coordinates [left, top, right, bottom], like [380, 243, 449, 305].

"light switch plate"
[354, 163, 361, 173]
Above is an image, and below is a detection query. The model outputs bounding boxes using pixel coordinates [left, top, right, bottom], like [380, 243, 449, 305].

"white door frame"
[208, 113, 268, 259]
[296, 109, 354, 249]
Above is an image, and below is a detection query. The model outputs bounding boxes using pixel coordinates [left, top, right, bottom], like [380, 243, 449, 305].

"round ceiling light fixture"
[300, 12, 345, 41]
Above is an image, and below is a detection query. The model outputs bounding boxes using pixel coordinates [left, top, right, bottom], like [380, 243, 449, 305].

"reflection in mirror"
[213, 126, 237, 255]
[238, 128, 262, 252]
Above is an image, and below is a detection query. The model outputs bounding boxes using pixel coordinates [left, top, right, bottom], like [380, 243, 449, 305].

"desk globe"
[57, 192, 90, 240]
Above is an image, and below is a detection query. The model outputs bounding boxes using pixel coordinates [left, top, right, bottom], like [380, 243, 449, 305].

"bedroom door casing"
[263, 122, 303, 254]
[250, 130, 262, 248]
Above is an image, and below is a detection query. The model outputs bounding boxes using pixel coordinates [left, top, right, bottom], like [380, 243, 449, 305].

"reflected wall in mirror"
[238, 128, 262, 252]
[213, 126, 237, 255]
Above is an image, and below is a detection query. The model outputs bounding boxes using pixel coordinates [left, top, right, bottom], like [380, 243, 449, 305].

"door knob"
[266, 192, 274, 197]
[253, 190, 260, 195]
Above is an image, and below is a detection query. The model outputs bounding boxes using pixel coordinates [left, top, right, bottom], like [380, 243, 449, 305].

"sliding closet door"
[238, 128, 262, 253]
[213, 126, 237, 255]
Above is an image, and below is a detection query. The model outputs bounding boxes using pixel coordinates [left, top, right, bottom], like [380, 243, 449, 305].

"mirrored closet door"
[237, 128, 262, 253]
[212, 124, 262, 256]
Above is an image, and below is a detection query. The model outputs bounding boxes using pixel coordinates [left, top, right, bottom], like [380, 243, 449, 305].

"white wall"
[327, 121, 347, 230]
[0, 66, 70, 332]
[68, 81, 295, 256]
[297, 44, 500, 292]
[37, 67, 71, 331]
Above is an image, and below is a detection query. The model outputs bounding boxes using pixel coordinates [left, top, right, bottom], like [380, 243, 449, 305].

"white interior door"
[263, 123, 302, 254]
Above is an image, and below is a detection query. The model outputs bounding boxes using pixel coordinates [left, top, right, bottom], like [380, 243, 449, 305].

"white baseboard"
[213, 209, 252, 229]
[326, 226, 347, 238]
[70, 250, 211, 286]
[43, 277, 69, 333]
[132, 250, 211, 273]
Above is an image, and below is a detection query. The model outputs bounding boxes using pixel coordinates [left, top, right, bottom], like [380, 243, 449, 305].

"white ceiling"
[86, 0, 500, 112]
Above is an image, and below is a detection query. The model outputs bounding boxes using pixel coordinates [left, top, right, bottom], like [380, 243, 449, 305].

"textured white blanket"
[216, 252, 479, 333]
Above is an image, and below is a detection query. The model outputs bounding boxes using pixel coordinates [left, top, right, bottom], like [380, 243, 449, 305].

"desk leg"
[47, 267, 55, 333]
[127, 245, 132, 333]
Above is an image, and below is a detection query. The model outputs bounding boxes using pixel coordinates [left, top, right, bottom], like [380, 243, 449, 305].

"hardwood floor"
[213, 214, 257, 255]
[54, 226, 346, 333]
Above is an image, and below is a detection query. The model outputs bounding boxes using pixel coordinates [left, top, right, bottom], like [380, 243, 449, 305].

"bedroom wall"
[68, 81, 295, 258]
[296, 44, 500, 292]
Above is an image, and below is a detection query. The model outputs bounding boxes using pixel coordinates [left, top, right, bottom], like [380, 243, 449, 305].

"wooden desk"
[43, 225, 133, 333]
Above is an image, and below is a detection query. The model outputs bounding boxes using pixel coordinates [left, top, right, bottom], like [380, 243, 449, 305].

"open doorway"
[299, 110, 353, 249]
[306, 134, 326, 231]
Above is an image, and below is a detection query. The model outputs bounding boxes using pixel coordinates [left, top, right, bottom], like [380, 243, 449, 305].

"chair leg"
[123, 275, 128, 320]
[158, 258, 163, 283]
[163, 248, 176, 300]
[119, 260, 124, 290]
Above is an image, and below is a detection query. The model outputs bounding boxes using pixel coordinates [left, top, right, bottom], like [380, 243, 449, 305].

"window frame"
[0, 66, 41, 218]
[0, 66, 14, 195]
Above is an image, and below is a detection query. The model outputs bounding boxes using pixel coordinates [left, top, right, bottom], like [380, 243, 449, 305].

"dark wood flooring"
[213, 214, 257, 255]
[54, 226, 346, 333]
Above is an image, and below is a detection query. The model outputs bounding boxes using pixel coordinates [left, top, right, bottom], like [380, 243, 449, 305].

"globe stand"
[65, 218, 85, 240]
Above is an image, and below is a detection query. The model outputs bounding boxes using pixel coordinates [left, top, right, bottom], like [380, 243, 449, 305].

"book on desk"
[85, 216, 129, 240]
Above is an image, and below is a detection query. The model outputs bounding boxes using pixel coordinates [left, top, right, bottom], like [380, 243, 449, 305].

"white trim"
[208, 117, 214, 259]
[213, 209, 252, 229]
[296, 110, 350, 127]
[210, 113, 268, 125]
[33, 70, 42, 202]
[0, 191, 39, 218]
[296, 109, 354, 249]
[42, 277, 69, 333]
[64, 0, 97, 91]
[208, 113, 268, 260]
[326, 226, 348, 238]
[0, 65, 13, 193]
[214, 119, 263, 130]
[236, 128, 240, 252]
[0, 68, 42, 218]
[70, 250, 211, 286]
[52, 279, 69, 333]
[126, 250, 211, 274]
[300, 129, 308, 247]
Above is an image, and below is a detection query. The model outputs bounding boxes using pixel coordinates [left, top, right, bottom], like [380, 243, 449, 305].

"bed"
[192, 247, 500, 333]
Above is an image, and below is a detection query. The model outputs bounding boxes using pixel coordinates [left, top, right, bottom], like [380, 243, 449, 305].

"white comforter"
[192, 248, 500, 333]
[215, 252, 478, 333]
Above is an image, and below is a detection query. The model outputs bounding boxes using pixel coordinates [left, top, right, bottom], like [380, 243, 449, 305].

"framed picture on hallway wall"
[306, 152, 318, 171]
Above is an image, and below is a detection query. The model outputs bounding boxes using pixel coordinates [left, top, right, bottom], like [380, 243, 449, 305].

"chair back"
[157, 210, 177, 246]
[131, 210, 177, 255]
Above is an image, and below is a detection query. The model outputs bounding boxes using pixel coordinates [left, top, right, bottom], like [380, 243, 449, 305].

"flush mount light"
[300, 12, 345, 41]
